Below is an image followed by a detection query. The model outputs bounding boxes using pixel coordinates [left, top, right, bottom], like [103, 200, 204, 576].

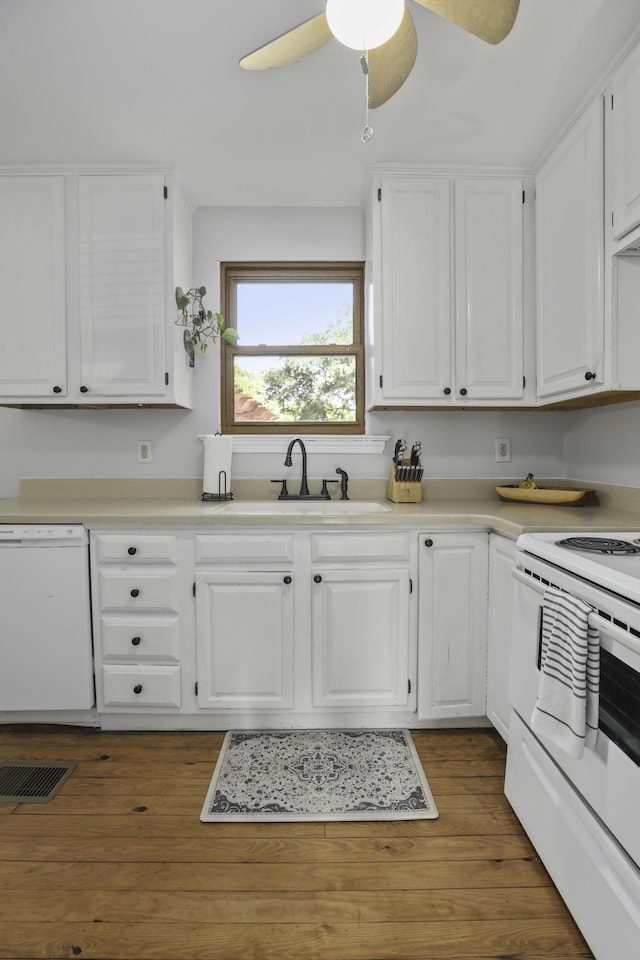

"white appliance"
[0, 524, 94, 711]
[506, 532, 640, 960]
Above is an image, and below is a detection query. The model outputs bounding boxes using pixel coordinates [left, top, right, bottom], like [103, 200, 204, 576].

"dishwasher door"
[0, 526, 94, 711]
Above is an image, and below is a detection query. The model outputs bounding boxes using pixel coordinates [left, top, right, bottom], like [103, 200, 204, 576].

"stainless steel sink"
[212, 500, 391, 516]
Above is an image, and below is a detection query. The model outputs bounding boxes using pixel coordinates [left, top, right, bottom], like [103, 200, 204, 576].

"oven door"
[510, 557, 640, 870]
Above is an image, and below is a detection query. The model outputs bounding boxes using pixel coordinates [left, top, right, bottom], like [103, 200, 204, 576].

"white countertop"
[2, 478, 640, 538]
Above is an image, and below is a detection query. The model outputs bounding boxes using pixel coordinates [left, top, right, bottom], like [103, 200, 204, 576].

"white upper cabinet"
[454, 179, 524, 400]
[535, 98, 604, 401]
[0, 177, 67, 397]
[607, 40, 640, 245]
[0, 170, 193, 408]
[370, 171, 525, 407]
[75, 176, 167, 399]
[374, 175, 452, 403]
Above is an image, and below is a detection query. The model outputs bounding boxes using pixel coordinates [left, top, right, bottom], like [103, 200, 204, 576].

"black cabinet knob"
[131, 636, 141, 646]
[79, 385, 88, 393]
[443, 387, 451, 396]
[133, 684, 143, 695]
[460, 388, 468, 396]
[585, 371, 596, 381]
[52, 385, 62, 394]
[127, 546, 137, 556]
[313, 574, 322, 583]
[283, 575, 292, 584]
[130, 588, 140, 598]
[424, 538, 434, 548]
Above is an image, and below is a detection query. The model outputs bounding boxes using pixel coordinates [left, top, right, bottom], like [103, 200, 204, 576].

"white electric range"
[506, 531, 640, 960]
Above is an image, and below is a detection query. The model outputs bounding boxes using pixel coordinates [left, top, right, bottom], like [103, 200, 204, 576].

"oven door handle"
[513, 566, 640, 658]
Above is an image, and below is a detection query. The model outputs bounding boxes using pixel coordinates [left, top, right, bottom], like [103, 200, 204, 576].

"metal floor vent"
[0, 761, 77, 803]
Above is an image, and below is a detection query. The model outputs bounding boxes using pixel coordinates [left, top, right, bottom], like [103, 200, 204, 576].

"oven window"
[599, 648, 640, 766]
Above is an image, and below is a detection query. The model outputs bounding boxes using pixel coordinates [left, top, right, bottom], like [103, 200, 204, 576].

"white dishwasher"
[0, 524, 94, 711]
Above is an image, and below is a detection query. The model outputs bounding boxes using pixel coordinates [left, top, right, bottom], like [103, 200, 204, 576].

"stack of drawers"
[93, 534, 182, 711]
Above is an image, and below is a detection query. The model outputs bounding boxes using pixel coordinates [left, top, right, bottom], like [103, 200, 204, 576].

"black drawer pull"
[443, 387, 451, 396]
[424, 538, 433, 548]
[585, 370, 596, 381]
[127, 546, 137, 556]
[313, 574, 322, 583]
[131, 636, 141, 646]
[52, 385, 62, 394]
[133, 684, 143, 695]
[283, 575, 292, 584]
[79, 385, 88, 393]
[130, 588, 140, 598]
[459, 387, 468, 396]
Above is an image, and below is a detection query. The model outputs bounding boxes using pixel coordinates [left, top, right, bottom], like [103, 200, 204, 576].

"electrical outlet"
[137, 440, 153, 463]
[495, 438, 511, 463]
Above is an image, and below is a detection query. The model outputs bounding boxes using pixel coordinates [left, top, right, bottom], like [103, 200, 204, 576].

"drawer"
[95, 534, 177, 564]
[310, 532, 411, 563]
[195, 533, 295, 565]
[101, 665, 181, 708]
[98, 568, 179, 612]
[100, 616, 180, 661]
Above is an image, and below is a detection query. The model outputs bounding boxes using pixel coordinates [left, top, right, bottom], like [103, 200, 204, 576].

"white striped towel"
[530, 587, 600, 758]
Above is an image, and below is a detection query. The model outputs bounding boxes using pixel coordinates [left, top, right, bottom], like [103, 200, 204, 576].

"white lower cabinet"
[311, 567, 411, 709]
[194, 529, 415, 717]
[195, 570, 295, 710]
[417, 532, 489, 720]
[486, 534, 516, 741]
[91, 531, 191, 714]
[89, 525, 495, 728]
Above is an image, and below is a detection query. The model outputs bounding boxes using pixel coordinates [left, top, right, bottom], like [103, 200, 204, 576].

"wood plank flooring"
[0, 726, 594, 960]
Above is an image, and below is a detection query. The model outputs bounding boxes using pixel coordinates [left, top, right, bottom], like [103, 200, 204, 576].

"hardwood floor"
[0, 726, 593, 960]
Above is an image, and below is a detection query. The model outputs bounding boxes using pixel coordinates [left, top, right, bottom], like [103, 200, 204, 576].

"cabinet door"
[195, 570, 294, 710]
[608, 41, 640, 243]
[454, 179, 524, 400]
[376, 177, 452, 402]
[76, 175, 167, 398]
[311, 568, 411, 708]
[536, 98, 604, 399]
[0, 177, 67, 398]
[418, 533, 488, 720]
[487, 534, 516, 742]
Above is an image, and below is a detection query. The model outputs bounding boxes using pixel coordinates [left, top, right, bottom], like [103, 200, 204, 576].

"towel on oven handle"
[531, 587, 600, 759]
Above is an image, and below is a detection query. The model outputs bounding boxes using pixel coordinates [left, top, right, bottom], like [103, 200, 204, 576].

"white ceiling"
[2, 0, 640, 208]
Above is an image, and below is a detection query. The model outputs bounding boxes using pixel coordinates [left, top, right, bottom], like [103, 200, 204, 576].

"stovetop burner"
[555, 536, 640, 555]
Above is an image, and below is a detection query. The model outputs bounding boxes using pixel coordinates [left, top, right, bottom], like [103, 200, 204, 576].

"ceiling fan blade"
[412, 0, 519, 44]
[367, 8, 418, 108]
[240, 12, 332, 70]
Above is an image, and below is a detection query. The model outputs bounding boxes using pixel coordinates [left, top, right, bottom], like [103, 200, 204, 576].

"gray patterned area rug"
[200, 729, 438, 822]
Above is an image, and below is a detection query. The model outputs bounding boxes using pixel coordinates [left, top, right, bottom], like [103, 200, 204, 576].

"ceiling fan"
[240, 0, 520, 109]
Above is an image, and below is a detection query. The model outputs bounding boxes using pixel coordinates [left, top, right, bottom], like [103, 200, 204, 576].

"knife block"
[386, 463, 423, 503]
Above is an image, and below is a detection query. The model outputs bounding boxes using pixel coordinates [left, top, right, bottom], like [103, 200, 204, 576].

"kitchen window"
[220, 262, 365, 435]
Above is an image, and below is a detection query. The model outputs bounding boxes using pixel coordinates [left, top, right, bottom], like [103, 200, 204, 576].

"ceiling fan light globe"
[325, 0, 404, 51]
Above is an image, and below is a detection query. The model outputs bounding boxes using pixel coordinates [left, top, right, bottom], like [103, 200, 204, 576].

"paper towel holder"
[201, 471, 233, 502]
[200, 432, 234, 502]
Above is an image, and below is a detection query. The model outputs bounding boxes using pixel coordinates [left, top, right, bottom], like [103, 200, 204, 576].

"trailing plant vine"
[175, 286, 239, 363]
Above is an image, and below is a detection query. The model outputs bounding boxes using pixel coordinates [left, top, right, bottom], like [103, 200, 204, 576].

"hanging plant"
[175, 286, 239, 365]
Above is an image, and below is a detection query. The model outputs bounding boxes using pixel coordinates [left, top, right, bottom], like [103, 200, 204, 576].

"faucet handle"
[320, 479, 339, 499]
[271, 479, 289, 499]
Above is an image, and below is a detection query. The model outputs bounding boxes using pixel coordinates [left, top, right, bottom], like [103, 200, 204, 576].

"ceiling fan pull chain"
[360, 52, 373, 142]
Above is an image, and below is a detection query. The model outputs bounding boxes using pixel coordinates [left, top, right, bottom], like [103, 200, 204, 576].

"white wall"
[564, 400, 640, 485]
[0, 205, 567, 499]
